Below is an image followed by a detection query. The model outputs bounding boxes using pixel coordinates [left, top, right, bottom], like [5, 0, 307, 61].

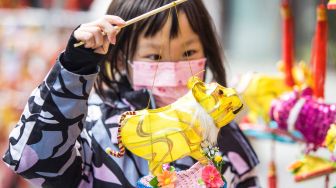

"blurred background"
[0, 0, 335, 187]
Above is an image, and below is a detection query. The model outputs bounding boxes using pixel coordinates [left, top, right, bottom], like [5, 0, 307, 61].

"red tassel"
[268, 161, 277, 188]
[325, 175, 329, 188]
[281, 1, 295, 87]
[268, 139, 277, 188]
[312, 4, 328, 98]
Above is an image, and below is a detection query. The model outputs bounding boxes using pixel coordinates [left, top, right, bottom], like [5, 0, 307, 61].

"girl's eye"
[183, 50, 197, 57]
[145, 54, 162, 61]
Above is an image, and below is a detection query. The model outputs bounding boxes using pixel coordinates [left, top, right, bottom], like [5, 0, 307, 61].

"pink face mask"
[130, 58, 206, 107]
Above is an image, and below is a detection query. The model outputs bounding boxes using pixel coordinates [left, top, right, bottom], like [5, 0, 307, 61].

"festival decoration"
[138, 144, 227, 188]
[288, 155, 336, 182]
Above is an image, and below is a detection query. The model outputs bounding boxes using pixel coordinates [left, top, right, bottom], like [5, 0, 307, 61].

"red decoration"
[268, 161, 277, 188]
[311, 4, 328, 98]
[281, 0, 295, 87]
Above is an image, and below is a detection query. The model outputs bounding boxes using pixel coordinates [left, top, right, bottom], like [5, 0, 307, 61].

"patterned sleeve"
[2, 58, 98, 187]
[217, 122, 261, 188]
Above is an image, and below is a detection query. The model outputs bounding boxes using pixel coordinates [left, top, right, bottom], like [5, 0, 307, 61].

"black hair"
[94, 0, 226, 101]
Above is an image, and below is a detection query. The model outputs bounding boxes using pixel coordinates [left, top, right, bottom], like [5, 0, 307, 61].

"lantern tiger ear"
[187, 76, 203, 89]
[188, 77, 206, 102]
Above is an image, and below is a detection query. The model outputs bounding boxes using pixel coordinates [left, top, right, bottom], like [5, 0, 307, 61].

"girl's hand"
[74, 15, 126, 54]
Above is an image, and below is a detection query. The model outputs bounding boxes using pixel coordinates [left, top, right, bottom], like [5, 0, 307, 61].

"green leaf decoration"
[198, 178, 205, 185]
[149, 176, 159, 187]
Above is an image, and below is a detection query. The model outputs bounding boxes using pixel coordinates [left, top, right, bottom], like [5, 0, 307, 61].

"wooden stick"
[74, 0, 188, 47]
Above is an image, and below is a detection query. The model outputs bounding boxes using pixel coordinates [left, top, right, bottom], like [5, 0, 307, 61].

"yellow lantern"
[107, 77, 243, 175]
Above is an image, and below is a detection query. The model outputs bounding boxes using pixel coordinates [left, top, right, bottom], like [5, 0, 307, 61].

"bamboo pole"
[74, 0, 188, 47]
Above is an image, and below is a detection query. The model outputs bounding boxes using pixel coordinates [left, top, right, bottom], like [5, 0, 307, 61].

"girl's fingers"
[80, 26, 104, 48]
[74, 27, 95, 48]
[74, 29, 92, 42]
[94, 20, 117, 44]
[73, 15, 126, 50]
[94, 36, 110, 55]
[74, 30, 96, 48]
[91, 16, 125, 44]
[103, 15, 126, 26]
[103, 16, 125, 44]
[84, 37, 95, 49]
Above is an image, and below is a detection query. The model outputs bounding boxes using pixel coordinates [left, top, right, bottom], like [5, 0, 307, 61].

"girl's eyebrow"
[184, 37, 199, 46]
[139, 41, 162, 49]
[140, 36, 199, 49]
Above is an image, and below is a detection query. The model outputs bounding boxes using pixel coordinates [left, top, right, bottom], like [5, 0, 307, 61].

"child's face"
[133, 12, 204, 62]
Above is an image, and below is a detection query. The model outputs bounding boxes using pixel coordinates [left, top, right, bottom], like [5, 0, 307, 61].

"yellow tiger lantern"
[106, 76, 243, 175]
[242, 61, 312, 124]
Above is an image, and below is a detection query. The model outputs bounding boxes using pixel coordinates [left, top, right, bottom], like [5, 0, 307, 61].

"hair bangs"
[140, 2, 204, 40]
[138, 1, 180, 39]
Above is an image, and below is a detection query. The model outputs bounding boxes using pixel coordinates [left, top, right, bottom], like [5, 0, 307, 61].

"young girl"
[3, 0, 260, 187]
